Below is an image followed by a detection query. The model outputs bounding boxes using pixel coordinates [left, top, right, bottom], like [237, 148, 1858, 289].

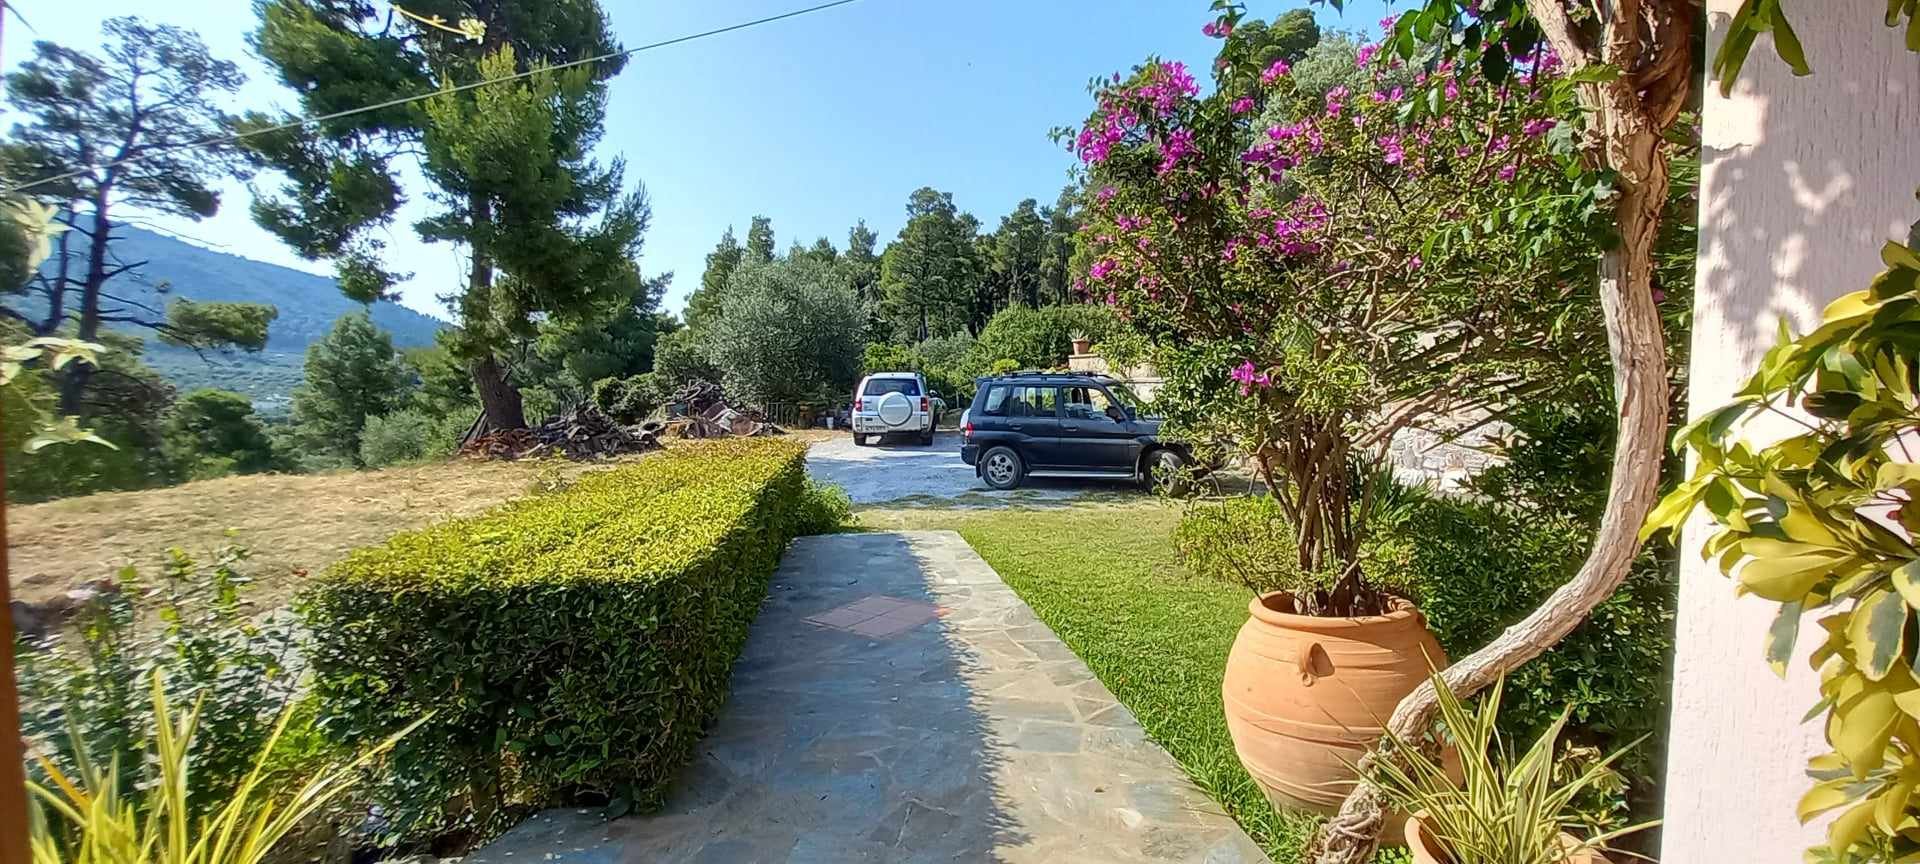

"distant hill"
[34, 226, 446, 415]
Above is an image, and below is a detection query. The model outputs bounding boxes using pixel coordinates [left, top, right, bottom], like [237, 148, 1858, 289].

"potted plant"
[1367, 673, 1654, 864]
[1073, 23, 1608, 828]
[1069, 332, 1093, 356]
[1177, 481, 1445, 831]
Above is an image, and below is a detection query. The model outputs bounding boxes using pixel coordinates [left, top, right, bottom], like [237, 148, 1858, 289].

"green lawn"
[858, 501, 1330, 861]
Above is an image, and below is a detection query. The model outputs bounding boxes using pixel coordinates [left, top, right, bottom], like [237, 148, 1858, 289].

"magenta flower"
[1523, 118, 1556, 138]
[1090, 258, 1118, 281]
[1097, 185, 1117, 203]
[1230, 361, 1273, 396]
[1445, 78, 1460, 100]
[1378, 134, 1405, 165]
[1157, 128, 1196, 175]
[1202, 20, 1232, 38]
[1407, 255, 1423, 271]
[1260, 60, 1291, 85]
[1497, 163, 1518, 182]
[1379, 14, 1399, 32]
[1231, 96, 1255, 115]
[1355, 44, 1379, 68]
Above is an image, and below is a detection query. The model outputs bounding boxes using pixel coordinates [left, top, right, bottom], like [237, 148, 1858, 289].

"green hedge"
[302, 439, 811, 842]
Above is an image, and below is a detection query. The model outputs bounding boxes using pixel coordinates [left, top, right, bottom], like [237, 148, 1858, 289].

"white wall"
[1663, 2, 1919, 860]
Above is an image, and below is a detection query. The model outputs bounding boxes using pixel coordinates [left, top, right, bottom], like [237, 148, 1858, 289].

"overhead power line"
[2, 0, 865, 195]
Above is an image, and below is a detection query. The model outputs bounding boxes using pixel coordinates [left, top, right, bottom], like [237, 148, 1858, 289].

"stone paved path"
[467, 531, 1267, 864]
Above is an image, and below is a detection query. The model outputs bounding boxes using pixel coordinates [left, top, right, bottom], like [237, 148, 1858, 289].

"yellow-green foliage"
[1647, 241, 1920, 863]
[29, 674, 409, 864]
[302, 439, 811, 843]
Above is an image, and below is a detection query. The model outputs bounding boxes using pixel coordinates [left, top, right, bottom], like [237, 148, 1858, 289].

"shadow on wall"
[1666, 2, 1919, 862]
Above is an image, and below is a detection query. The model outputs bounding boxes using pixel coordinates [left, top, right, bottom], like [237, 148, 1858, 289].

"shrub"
[971, 304, 1114, 373]
[302, 439, 813, 843]
[1385, 497, 1674, 793]
[358, 409, 437, 467]
[590, 372, 665, 424]
[795, 478, 853, 535]
[1173, 495, 1311, 595]
[15, 545, 306, 820]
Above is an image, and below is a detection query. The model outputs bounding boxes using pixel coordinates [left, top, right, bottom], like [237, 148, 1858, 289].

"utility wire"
[2, 0, 864, 195]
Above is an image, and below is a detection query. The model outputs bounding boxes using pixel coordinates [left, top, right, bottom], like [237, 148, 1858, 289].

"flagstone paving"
[467, 531, 1267, 864]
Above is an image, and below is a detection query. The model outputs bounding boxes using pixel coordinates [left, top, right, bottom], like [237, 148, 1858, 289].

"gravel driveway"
[805, 432, 1137, 506]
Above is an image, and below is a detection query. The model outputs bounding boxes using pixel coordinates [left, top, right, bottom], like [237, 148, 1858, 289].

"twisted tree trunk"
[1310, 2, 1692, 860]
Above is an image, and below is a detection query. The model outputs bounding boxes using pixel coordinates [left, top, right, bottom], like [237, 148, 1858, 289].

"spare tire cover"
[877, 391, 914, 426]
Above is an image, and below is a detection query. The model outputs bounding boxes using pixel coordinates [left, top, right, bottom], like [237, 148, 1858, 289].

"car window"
[981, 385, 1009, 415]
[1002, 385, 1057, 418]
[1061, 386, 1119, 422]
[862, 377, 921, 397]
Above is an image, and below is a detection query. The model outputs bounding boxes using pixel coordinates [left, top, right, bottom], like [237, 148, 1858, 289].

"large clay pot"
[1405, 812, 1611, 864]
[1221, 591, 1446, 840]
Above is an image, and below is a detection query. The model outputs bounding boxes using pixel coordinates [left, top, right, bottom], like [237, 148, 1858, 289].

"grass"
[8, 455, 629, 610]
[858, 500, 1330, 862]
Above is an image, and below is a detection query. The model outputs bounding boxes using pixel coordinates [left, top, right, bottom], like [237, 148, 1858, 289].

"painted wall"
[1663, 2, 1919, 860]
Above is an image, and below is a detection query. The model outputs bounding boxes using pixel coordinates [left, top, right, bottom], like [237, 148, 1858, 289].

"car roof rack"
[974, 370, 1115, 381]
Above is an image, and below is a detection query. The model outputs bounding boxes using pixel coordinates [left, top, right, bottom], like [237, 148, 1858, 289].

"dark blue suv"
[959, 372, 1194, 491]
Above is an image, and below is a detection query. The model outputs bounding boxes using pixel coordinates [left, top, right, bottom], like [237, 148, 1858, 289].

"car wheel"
[981, 446, 1023, 490]
[1146, 449, 1192, 496]
[919, 428, 935, 446]
[854, 433, 871, 447]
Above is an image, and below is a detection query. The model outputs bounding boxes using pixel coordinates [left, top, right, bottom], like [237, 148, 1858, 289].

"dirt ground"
[5, 455, 630, 609]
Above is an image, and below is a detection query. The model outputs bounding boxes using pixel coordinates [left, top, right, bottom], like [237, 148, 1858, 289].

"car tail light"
[920, 397, 929, 412]
[963, 421, 974, 438]
[854, 398, 863, 411]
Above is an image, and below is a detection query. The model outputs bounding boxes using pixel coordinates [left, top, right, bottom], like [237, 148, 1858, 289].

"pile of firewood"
[664, 379, 786, 439]
[669, 380, 727, 415]
[461, 405, 664, 461]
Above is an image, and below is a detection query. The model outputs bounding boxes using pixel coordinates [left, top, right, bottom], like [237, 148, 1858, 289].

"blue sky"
[4, 0, 1389, 320]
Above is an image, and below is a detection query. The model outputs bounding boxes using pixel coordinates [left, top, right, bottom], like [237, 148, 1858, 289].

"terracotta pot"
[1221, 591, 1446, 843]
[1404, 812, 1611, 864]
[1070, 337, 1092, 354]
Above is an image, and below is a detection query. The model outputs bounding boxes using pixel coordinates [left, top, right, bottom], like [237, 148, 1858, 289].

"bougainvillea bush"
[1072, 16, 1614, 613]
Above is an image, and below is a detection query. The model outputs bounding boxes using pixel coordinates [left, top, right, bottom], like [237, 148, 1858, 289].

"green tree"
[805, 236, 838, 265]
[161, 389, 277, 479]
[880, 188, 980, 341]
[525, 273, 671, 401]
[703, 259, 861, 405]
[288, 311, 412, 466]
[1, 17, 276, 412]
[744, 215, 776, 263]
[684, 227, 741, 328]
[1037, 186, 1081, 305]
[1223, 8, 1321, 71]
[246, 1, 646, 435]
[989, 199, 1048, 309]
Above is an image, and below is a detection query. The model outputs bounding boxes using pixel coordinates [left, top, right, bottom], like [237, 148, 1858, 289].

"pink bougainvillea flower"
[1379, 14, 1399, 31]
[1522, 118, 1556, 138]
[1097, 185, 1117, 203]
[1445, 78, 1461, 100]
[1231, 96, 1255, 115]
[1407, 255, 1423, 271]
[1089, 258, 1118, 281]
[1157, 128, 1196, 175]
[1497, 163, 1518, 182]
[1260, 60, 1291, 85]
[1202, 19, 1231, 38]
[1355, 43, 1379, 68]
[1378, 134, 1405, 165]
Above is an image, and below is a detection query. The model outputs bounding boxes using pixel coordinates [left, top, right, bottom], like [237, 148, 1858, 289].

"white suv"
[853, 372, 937, 446]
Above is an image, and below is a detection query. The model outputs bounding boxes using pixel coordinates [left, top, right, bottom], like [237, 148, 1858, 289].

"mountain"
[33, 226, 446, 415]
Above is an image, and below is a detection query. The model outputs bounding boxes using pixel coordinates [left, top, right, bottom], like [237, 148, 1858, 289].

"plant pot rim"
[1247, 590, 1426, 632]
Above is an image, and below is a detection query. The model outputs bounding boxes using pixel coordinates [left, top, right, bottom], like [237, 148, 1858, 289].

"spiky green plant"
[1364, 674, 1656, 864]
[26, 673, 415, 864]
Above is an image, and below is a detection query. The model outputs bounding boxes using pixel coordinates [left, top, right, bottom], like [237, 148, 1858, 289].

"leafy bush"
[590, 372, 665, 424]
[1173, 495, 1312, 594]
[795, 478, 853, 535]
[1384, 497, 1674, 793]
[160, 389, 278, 480]
[302, 439, 813, 843]
[970, 304, 1114, 373]
[358, 408, 463, 468]
[15, 545, 307, 819]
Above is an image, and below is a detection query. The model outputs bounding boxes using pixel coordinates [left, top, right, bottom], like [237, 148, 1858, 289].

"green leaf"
[1766, 2, 1813, 76]
[1851, 588, 1909, 681]
[1766, 600, 1803, 677]
[1892, 560, 1920, 609]
[1479, 45, 1509, 83]
[1883, 241, 1920, 272]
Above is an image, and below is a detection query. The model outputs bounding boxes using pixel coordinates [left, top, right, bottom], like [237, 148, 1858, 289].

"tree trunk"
[470, 353, 526, 433]
[1309, 5, 1679, 859]
[57, 194, 112, 415]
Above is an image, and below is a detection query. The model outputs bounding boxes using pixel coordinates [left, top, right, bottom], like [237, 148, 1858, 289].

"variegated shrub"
[1645, 239, 1920, 862]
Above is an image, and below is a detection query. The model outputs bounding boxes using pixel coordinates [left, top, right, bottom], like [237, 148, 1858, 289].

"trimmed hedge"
[302, 439, 811, 842]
